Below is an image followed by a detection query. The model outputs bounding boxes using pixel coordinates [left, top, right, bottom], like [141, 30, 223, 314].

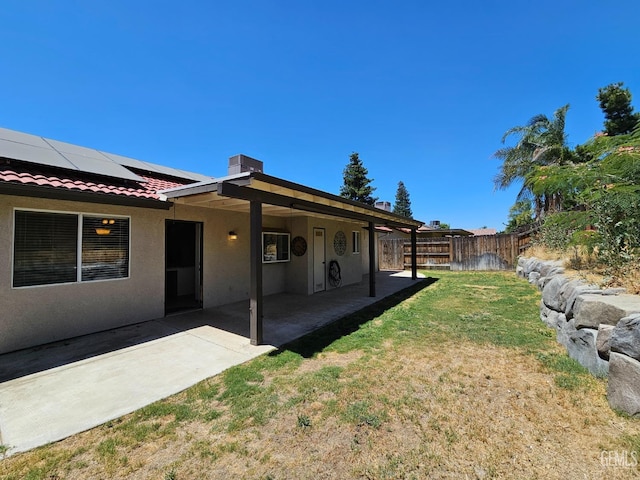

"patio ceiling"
[159, 171, 423, 229]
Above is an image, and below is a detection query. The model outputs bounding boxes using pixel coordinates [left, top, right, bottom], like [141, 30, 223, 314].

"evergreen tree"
[339, 152, 377, 205]
[596, 82, 640, 136]
[392, 181, 413, 218]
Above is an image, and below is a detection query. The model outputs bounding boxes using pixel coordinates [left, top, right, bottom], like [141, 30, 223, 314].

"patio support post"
[411, 228, 417, 280]
[250, 200, 263, 345]
[368, 221, 376, 297]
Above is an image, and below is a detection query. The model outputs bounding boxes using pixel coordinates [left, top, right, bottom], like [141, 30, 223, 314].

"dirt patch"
[155, 342, 638, 479]
[462, 284, 500, 290]
[295, 350, 364, 375]
[27, 341, 638, 479]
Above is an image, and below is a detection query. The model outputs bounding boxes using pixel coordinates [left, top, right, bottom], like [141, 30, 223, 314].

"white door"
[313, 228, 326, 292]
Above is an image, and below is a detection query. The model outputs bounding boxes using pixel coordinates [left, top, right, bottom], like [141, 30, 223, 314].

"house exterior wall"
[0, 194, 167, 354]
[285, 216, 311, 295]
[1, 194, 377, 354]
[305, 218, 370, 293]
[170, 203, 252, 307]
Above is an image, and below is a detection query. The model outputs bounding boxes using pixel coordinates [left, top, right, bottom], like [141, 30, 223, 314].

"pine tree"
[392, 181, 413, 218]
[596, 82, 640, 136]
[339, 152, 377, 205]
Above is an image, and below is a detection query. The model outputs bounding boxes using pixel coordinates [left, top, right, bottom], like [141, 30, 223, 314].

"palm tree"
[493, 104, 576, 219]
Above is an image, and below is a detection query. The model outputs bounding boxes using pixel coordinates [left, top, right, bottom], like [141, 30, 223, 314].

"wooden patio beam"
[217, 182, 417, 229]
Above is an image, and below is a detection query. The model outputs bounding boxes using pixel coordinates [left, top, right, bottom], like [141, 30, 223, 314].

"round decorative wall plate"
[291, 236, 307, 256]
[333, 230, 347, 256]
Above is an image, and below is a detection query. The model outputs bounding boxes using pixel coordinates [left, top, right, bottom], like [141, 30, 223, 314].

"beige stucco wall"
[0, 193, 378, 354]
[0, 194, 167, 354]
[304, 218, 370, 293]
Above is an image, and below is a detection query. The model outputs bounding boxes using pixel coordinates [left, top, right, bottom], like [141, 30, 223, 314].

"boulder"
[537, 275, 556, 290]
[573, 293, 640, 329]
[523, 257, 543, 277]
[542, 275, 570, 311]
[540, 303, 565, 329]
[607, 352, 640, 416]
[556, 317, 576, 351]
[602, 288, 627, 296]
[596, 324, 615, 360]
[563, 284, 603, 320]
[610, 314, 640, 362]
[528, 271, 540, 285]
[539, 260, 564, 278]
[562, 326, 609, 377]
[517, 256, 527, 269]
[540, 302, 552, 323]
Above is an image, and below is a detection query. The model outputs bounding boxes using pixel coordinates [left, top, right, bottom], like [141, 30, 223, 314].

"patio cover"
[160, 171, 423, 345]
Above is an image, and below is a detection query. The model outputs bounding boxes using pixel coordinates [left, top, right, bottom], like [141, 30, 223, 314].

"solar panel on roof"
[0, 138, 76, 170]
[61, 152, 144, 182]
[100, 151, 157, 171]
[170, 168, 211, 182]
[100, 151, 210, 182]
[0, 128, 52, 149]
[43, 138, 144, 182]
[0, 127, 211, 183]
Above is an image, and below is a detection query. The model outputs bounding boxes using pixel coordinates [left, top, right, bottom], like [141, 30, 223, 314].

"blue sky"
[1, 1, 639, 230]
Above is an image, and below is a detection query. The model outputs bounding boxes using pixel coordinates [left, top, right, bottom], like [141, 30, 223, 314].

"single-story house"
[0, 127, 423, 354]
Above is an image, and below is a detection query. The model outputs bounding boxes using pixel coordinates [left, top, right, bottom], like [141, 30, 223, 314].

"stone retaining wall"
[517, 257, 640, 416]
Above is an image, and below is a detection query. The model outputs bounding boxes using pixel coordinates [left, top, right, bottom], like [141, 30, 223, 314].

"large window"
[262, 232, 290, 263]
[13, 210, 130, 287]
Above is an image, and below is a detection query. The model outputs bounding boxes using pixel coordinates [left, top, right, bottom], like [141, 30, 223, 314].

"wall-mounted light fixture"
[228, 231, 238, 240]
[96, 218, 115, 235]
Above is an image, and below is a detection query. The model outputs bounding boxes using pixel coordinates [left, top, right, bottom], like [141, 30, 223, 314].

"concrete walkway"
[0, 271, 426, 456]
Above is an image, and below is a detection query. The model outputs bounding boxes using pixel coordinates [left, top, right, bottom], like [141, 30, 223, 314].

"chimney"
[228, 154, 263, 175]
[375, 201, 391, 212]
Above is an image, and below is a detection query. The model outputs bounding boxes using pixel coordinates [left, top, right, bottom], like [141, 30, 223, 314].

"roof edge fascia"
[251, 172, 423, 228]
[0, 182, 172, 210]
[158, 172, 250, 198]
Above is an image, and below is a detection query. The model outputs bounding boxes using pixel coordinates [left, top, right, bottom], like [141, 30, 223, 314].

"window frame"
[352, 230, 361, 254]
[262, 231, 291, 263]
[12, 208, 131, 289]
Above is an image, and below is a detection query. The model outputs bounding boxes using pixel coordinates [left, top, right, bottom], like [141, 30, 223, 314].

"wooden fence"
[379, 232, 533, 271]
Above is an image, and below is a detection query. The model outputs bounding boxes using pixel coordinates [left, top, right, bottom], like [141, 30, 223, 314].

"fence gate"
[379, 238, 404, 270]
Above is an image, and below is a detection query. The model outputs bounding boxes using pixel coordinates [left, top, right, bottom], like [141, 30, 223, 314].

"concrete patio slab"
[0, 271, 427, 456]
[0, 326, 273, 454]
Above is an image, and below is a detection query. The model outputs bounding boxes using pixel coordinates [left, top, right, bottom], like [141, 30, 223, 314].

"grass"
[1, 271, 639, 479]
[0, 444, 10, 459]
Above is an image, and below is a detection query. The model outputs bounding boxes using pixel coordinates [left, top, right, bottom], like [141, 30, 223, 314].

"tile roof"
[0, 161, 191, 200]
[469, 228, 497, 236]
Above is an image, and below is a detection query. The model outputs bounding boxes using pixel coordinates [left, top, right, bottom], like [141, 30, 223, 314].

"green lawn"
[2, 271, 639, 479]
